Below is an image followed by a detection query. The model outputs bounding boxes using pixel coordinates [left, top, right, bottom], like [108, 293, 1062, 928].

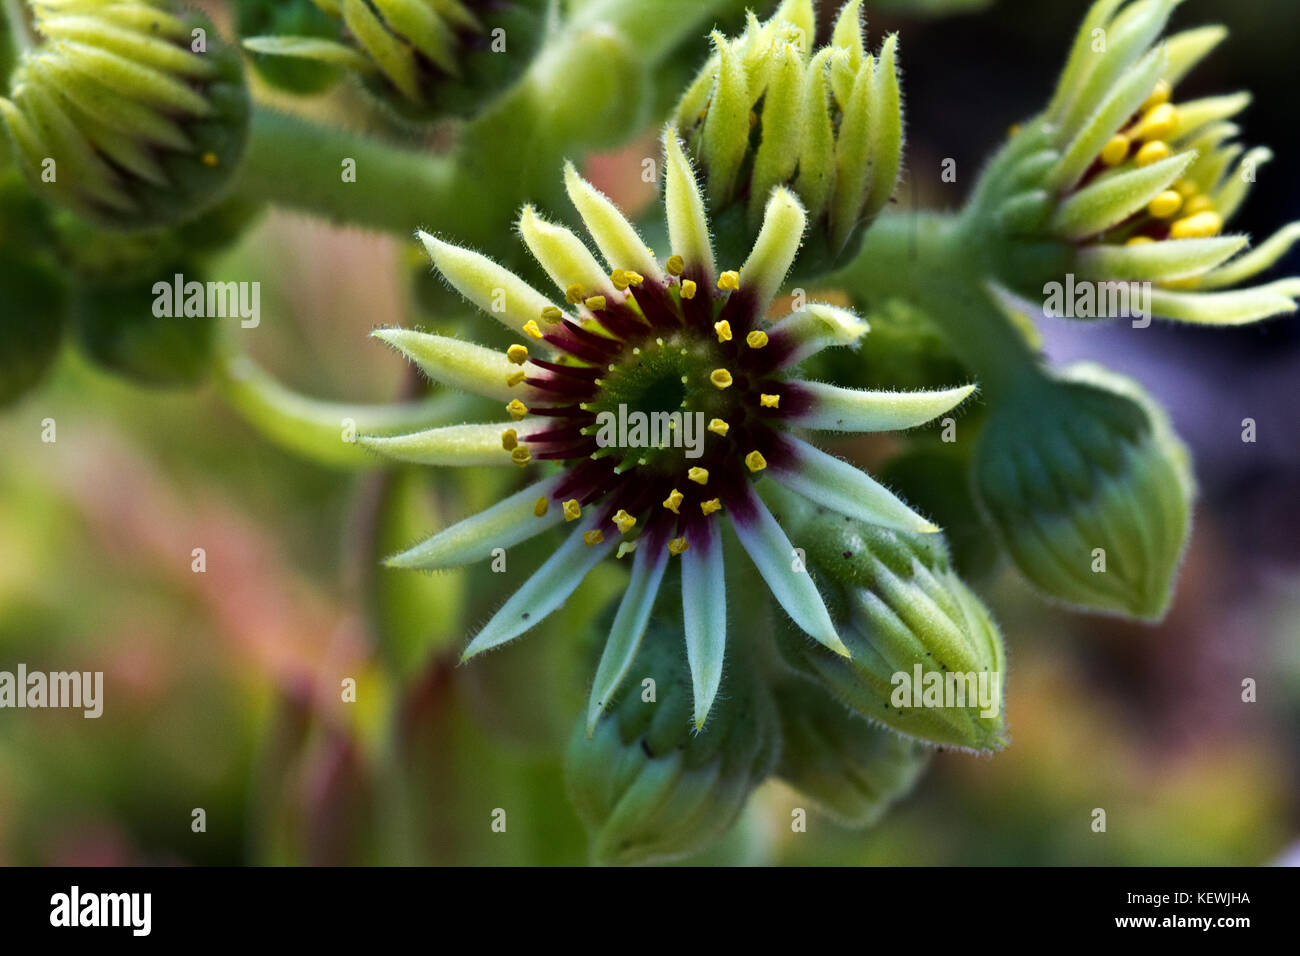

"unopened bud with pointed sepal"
[565, 621, 778, 865]
[974, 361, 1193, 620]
[241, 0, 546, 122]
[773, 674, 930, 827]
[0, 0, 250, 230]
[674, 0, 902, 274]
[769, 485, 1007, 752]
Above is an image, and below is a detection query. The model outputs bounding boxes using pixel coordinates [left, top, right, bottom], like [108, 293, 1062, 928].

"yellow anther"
[663, 489, 684, 513]
[1169, 211, 1223, 240]
[760, 393, 780, 408]
[1141, 79, 1171, 113]
[1147, 190, 1183, 219]
[563, 499, 582, 522]
[522, 319, 543, 339]
[1126, 235, 1155, 246]
[688, 467, 709, 485]
[665, 254, 684, 276]
[717, 270, 740, 291]
[507, 399, 528, 420]
[610, 269, 629, 290]
[680, 279, 697, 300]
[612, 509, 637, 534]
[1173, 179, 1199, 198]
[1099, 134, 1130, 167]
[700, 498, 722, 516]
[707, 418, 730, 436]
[565, 284, 584, 305]
[541, 305, 563, 323]
[714, 319, 733, 342]
[668, 537, 690, 556]
[584, 295, 607, 311]
[710, 368, 733, 389]
[745, 450, 767, 472]
[746, 330, 769, 349]
[511, 446, 531, 466]
[533, 496, 549, 518]
[1184, 195, 1215, 216]
[624, 271, 644, 286]
[506, 369, 528, 387]
[584, 529, 605, 546]
[1135, 140, 1171, 167]
[616, 541, 637, 559]
[1134, 102, 1178, 141]
[507, 343, 529, 365]
[501, 429, 518, 451]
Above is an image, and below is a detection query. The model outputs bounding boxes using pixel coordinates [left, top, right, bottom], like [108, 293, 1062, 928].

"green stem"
[233, 0, 745, 248]
[829, 211, 1047, 402]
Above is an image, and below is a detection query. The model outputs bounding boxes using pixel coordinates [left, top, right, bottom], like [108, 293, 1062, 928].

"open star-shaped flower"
[364, 127, 975, 730]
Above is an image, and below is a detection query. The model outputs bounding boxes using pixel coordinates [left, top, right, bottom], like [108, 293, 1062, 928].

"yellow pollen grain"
[1099, 134, 1130, 167]
[663, 489, 684, 513]
[688, 466, 709, 485]
[202, 151, 218, 167]
[511, 446, 531, 466]
[668, 537, 690, 556]
[680, 279, 697, 300]
[584, 295, 607, 311]
[523, 319, 543, 339]
[1141, 79, 1172, 113]
[501, 429, 518, 451]
[584, 529, 605, 546]
[745, 450, 767, 472]
[1126, 236, 1155, 246]
[563, 499, 582, 522]
[710, 368, 733, 389]
[760, 393, 780, 408]
[665, 254, 684, 276]
[746, 330, 769, 349]
[717, 270, 740, 291]
[533, 496, 549, 518]
[1135, 140, 1171, 167]
[612, 509, 637, 534]
[708, 418, 730, 436]
[700, 498, 722, 516]
[714, 319, 733, 342]
[1147, 190, 1183, 219]
[507, 344, 529, 364]
[1134, 102, 1178, 141]
[1169, 211, 1223, 240]
[1184, 195, 1215, 216]
[624, 271, 644, 287]
[507, 399, 528, 420]
[610, 269, 629, 290]
[506, 369, 528, 387]
[541, 305, 563, 323]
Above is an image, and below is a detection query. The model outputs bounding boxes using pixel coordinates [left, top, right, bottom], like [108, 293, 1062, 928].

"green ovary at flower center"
[584, 332, 742, 471]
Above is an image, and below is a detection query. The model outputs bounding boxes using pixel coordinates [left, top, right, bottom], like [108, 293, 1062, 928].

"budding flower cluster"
[0, 0, 250, 230]
[674, 0, 902, 272]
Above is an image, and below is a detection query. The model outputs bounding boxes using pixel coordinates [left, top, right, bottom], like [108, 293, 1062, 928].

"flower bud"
[770, 487, 1008, 752]
[565, 620, 778, 865]
[773, 675, 930, 827]
[674, 0, 902, 273]
[0, 0, 251, 230]
[236, 0, 343, 95]
[973, 362, 1193, 620]
[241, 0, 546, 122]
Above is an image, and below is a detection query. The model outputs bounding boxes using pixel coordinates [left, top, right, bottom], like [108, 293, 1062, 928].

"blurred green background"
[0, 0, 1297, 865]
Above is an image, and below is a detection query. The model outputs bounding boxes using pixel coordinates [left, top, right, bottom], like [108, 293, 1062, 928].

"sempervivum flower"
[0, 0, 250, 229]
[969, 0, 1299, 324]
[363, 127, 975, 730]
[673, 0, 902, 272]
[241, 0, 545, 120]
